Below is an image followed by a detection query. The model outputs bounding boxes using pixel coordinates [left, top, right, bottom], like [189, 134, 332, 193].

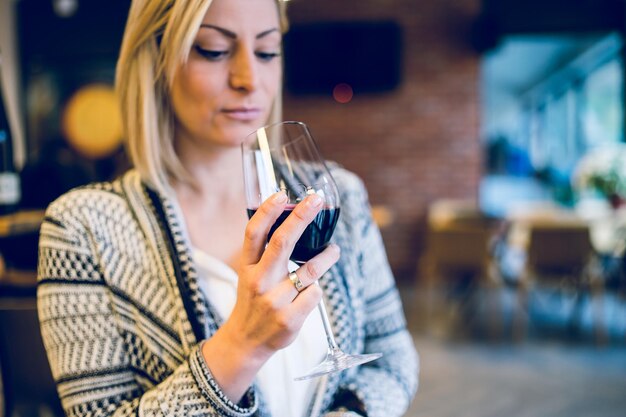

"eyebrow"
[200, 24, 280, 39]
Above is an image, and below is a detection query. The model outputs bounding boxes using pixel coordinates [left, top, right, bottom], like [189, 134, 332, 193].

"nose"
[229, 48, 258, 92]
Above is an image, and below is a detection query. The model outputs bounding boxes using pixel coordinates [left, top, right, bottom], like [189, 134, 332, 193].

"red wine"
[248, 206, 340, 263]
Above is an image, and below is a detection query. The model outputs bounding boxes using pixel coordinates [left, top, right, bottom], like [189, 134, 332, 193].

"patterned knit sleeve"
[37, 191, 258, 417]
[328, 169, 419, 417]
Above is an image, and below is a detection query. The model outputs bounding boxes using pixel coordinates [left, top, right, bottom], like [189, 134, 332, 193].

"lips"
[221, 107, 262, 121]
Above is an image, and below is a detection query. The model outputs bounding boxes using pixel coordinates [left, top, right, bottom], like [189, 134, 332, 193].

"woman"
[37, 0, 418, 416]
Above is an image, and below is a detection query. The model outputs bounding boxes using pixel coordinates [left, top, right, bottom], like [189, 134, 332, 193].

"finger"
[259, 194, 324, 272]
[241, 191, 288, 265]
[268, 244, 341, 306]
[282, 283, 324, 326]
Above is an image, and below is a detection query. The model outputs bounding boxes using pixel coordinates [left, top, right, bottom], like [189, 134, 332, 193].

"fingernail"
[330, 243, 341, 254]
[273, 191, 288, 204]
[307, 194, 323, 207]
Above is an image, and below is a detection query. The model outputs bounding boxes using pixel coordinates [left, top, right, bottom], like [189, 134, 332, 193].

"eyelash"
[256, 51, 281, 62]
[194, 47, 227, 60]
[194, 46, 281, 62]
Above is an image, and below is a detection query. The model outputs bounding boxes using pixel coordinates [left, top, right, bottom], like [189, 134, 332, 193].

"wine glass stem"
[315, 282, 340, 351]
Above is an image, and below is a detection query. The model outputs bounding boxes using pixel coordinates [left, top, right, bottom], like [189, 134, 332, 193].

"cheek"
[262, 64, 282, 102]
[173, 69, 217, 108]
[171, 67, 223, 127]
[270, 64, 282, 94]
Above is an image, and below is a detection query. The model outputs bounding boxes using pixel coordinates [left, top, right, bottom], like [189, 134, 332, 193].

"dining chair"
[418, 200, 504, 339]
[0, 296, 64, 417]
[517, 221, 605, 342]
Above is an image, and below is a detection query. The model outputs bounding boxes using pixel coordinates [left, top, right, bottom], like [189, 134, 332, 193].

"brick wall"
[283, 0, 483, 283]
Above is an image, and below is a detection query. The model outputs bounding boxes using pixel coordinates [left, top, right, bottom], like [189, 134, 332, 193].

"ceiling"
[482, 33, 603, 95]
[480, 33, 610, 137]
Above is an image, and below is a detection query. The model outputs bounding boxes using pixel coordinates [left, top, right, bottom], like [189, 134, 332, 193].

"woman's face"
[170, 0, 282, 150]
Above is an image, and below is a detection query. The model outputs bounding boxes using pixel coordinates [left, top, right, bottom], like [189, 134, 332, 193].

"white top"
[192, 248, 327, 417]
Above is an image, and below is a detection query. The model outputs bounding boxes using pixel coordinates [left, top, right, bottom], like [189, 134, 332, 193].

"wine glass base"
[294, 351, 383, 381]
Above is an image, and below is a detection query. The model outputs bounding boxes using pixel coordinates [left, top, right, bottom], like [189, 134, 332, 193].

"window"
[582, 58, 624, 147]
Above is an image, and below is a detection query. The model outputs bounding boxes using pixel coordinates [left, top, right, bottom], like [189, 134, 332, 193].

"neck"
[171, 143, 249, 267]
[173, 144, 245, 204]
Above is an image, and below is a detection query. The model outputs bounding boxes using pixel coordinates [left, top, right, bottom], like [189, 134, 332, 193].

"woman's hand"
[230, 191, 340, 352]
[201, 191, 341, 402]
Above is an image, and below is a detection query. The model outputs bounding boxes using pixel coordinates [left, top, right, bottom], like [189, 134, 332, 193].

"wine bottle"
[0, 52, 21, 215]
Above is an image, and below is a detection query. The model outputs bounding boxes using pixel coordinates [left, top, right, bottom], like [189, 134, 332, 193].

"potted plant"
[573, 143, 626, 209]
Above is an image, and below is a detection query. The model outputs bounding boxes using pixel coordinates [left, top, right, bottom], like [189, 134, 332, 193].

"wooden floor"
[404, 335, 626, 417]
[401, 284, 626, 417]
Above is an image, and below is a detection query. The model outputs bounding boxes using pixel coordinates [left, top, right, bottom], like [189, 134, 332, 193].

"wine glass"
[242, 121, 382, 381]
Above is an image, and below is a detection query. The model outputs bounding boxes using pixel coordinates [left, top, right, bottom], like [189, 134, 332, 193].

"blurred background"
[1, 0, 625, 416]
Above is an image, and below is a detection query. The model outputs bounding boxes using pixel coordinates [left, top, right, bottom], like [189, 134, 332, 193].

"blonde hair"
[115, 0, 288, 194]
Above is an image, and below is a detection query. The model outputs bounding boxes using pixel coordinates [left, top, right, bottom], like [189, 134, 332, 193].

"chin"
[217, 124, 262, 148]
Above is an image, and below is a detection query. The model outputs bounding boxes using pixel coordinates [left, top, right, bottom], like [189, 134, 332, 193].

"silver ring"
[288, 271, 304, 292]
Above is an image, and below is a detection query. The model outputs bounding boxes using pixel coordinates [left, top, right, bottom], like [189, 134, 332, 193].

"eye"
[194, 45, 229, 61]
[255, 51, 281, 62]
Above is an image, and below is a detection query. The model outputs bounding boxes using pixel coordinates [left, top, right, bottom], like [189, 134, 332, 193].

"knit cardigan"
[37, 167, 418, 417]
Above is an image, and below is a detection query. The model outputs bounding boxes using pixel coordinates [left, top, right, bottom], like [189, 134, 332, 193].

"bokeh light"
[333, 83, 354, 104]
[62, 84, 123, 159]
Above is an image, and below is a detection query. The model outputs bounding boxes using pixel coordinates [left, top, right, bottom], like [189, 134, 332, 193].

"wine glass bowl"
[242, 121, 341, 264]
[242, 121, 382, 380]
